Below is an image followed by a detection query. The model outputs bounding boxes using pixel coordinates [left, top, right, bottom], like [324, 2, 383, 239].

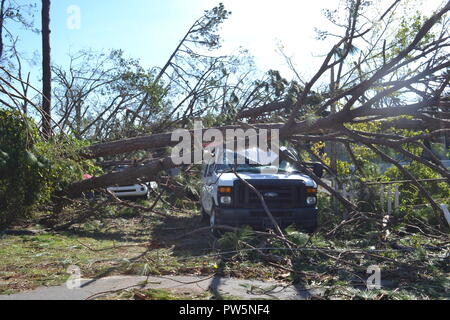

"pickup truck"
[200, 147, 323, 235]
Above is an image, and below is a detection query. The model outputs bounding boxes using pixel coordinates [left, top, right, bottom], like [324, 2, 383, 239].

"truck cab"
[200, 147, 321, 235]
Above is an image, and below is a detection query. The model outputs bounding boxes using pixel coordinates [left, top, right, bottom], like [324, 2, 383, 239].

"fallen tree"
[0, 1, 448, 225]
[63, 2, 450, 220]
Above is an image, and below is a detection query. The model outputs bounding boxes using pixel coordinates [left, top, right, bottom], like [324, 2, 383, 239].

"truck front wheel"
[210, 206, 222, 238]
[200, 205, 209, 223]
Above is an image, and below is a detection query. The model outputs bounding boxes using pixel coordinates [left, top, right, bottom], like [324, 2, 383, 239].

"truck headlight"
[220, 196, 232, 205]
[306, 196, 317, 206]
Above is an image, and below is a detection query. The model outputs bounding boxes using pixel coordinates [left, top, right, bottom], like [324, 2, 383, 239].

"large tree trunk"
[41, 0, 52, 139]
[66, 156, 176, 197]
[0, 0, 6, 60]
[81, 122, 286, 159]
[80, 102, 450, 161]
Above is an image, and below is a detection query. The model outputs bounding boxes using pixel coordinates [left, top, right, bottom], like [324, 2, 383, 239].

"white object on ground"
[394, 185, 400, 214]
[440, 204, 450, 227]
[107, 184, 148, 198]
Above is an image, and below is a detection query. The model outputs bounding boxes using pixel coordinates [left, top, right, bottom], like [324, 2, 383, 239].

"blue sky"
[8, 0, 446, 82]
[52, 0, 211, 66]
[15, 1, 212, 67]
[8, 0, 341, 81]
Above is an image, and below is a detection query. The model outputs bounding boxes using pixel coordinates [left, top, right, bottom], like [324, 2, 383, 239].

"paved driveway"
[0, 275, 324, 300]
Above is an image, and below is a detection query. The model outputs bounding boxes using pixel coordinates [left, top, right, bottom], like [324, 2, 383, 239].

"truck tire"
[200, 205, 209, 223]
[210, 206, 222, 238]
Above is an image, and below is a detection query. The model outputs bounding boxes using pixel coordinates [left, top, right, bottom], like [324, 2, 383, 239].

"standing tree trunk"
[41, 0, 52, 139]
[329, 65, 339, 216]
[0, 0, 6, 60]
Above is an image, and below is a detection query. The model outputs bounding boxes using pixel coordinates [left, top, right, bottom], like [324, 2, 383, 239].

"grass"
[101, 288, 213, 300]
[0, 199, 449, 300]
[0, 204, 277, 296]
[0, 231, 146, 294]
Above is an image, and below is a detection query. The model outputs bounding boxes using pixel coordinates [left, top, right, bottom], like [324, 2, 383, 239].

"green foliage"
[341, 118, 448, 222]
[217, 226, 254, 252]
[384, 161, 450, 222]
[169, 165, 202, 202]
[393, 12, 433, 56]
[336, 160, 351, 176]
[385, 161, 449, 203]
[284, 226, 310, 247]
[0, 109, 102, 228]
[0, 110, 46, 227]
[34, 136, 102, 195]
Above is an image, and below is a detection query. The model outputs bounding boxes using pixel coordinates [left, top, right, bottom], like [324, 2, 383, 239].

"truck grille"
[250, 210, 292, 217]
[233, 179, 306, 209]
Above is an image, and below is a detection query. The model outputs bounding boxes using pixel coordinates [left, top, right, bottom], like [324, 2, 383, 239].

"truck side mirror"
[313, 163, 324, 178]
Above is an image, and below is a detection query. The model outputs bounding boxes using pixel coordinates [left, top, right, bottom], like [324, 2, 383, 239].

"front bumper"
[215, 207, 318, 231]
[107, 184, 148, 198]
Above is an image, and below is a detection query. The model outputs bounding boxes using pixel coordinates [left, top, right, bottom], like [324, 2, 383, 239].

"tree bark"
[81, 122, 286, 159]
[0, 0, 6, 60]
[66, 156, 176, 197]
[41, 0, 52, 139]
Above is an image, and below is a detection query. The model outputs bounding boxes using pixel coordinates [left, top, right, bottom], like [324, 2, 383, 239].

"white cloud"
[201, 0, 447, 80]
[214, 0, 340, 78]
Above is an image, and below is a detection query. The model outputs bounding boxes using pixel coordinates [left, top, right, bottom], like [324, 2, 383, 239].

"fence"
[332, 177, 450, 227]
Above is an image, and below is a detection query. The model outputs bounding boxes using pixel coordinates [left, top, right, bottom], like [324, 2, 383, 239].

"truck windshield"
[215, 160, 300, 174]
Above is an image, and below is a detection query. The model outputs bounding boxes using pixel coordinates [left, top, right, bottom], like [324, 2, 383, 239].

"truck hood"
[217, 172, 317, 187]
